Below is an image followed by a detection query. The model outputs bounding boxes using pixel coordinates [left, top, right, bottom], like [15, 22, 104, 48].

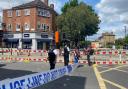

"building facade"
[91, 41, 100, 48]
[2, 0, 57, 50]
[98, 32, 115, 47]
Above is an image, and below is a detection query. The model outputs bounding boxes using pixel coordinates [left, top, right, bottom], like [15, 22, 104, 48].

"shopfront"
[2, 32, 53, 50]
[4, 38, 19, 48]
[22, 39, 32, 49]
[37, 39, 51, 50]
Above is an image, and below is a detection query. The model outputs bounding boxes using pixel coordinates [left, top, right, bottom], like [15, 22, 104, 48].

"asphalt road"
[97, 64, 128, 89]
[0, 62, 128, 89]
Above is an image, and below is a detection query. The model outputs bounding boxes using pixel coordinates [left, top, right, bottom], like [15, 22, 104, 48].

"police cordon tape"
[0, 63, 79, 89]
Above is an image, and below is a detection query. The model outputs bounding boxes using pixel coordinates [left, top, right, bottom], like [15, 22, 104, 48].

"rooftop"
[12, 0, 57, 14]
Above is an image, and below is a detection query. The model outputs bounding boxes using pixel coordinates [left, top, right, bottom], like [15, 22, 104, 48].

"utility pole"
[124, 26, 127, 38]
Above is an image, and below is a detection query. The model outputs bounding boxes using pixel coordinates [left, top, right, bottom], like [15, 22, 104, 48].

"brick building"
[2, 0, 57, 50]
[0, 16, 3, 47]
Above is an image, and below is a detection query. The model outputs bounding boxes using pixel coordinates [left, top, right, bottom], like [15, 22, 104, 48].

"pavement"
[0, 61, 128, 89]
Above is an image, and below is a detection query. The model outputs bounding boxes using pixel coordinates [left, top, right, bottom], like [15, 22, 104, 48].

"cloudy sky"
[0, 0, 128, 40]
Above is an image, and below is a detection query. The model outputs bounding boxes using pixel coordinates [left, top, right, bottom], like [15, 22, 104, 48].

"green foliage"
[61, 0, 78, 13]
[124, 35, 128, 44]
[79, 40, 91, 48]
[57, 0, 100, 47]
[115, 38, 124, 46]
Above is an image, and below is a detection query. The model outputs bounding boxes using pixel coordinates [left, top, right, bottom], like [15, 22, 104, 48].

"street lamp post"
[124, 26, 127, 38]
[21, 26, 23, 49]
[1, 23, 6, 55]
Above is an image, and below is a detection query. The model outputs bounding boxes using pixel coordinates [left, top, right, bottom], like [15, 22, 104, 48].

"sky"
[0, 0, 128, 40]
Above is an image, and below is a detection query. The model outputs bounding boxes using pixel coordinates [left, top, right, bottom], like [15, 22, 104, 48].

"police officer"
[64, 44, 70, 66]
[48, 48, 57, 70]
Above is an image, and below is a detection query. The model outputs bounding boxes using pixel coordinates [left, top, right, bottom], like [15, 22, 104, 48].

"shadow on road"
[0, 64, 6, 67]
[77, 64, 84, 68]
[36, 75, 86, 89]
[0, 68, 36, 81]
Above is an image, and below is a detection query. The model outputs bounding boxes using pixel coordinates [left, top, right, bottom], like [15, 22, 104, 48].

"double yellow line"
[93, 65, 107, 89]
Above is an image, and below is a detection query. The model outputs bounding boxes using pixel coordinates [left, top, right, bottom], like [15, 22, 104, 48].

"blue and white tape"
[0, 63, 78, 89]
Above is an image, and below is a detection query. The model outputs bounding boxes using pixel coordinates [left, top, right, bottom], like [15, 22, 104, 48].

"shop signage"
[41, 34, 48, 38]
[24, 34, 30, 37]
[3, 34, 13, 38]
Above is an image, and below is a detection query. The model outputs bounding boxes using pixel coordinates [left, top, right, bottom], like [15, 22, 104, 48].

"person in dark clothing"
[64, 45, 70, 66]
[86, 45, 94, 66]
[48, 49, 56, 70]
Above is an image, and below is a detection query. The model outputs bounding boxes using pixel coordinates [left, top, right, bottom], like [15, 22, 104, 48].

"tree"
[61, 0, 78, 13]
[124, 35, 128, 44]
[115, 38, 124, 46]
[56, 1, 100, 47]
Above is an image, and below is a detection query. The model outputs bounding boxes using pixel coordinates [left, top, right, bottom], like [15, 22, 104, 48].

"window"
[16, 24, 20, 31]
[7, 10, 12, 17]
[24, 9, 30, 16]
[0, 23, 2, 30]
[16, 10, 20, 16]
[46, 11, 50, 17]
[24, 23, 30, 30]
[7, 24, 12, 31]
[37, 9, 50, 17]
[44, 24, 46, 31]
[42, 24, 44, 30]
[37, 22, 41, 29]
[41, 23, 49, 32]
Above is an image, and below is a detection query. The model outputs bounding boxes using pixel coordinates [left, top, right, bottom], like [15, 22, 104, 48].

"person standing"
[64, 44, 70, 66]
[48, 48, 57, 70]
[74, 47, 80, 63]
[86, 45, 94, 66]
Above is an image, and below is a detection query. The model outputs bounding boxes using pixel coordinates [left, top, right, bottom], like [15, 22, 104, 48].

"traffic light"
[63, 33, 66, 39]
[55, 31, 59, 43]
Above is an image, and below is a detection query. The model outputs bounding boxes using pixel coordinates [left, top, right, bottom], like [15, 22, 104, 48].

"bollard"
[39, 50, 42, 56]
[119, 54, 122, 62]
[28, 50, 31, 56]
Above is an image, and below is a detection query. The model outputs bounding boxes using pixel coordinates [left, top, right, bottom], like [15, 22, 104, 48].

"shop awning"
[3, 39, 19, 43]
[37, 39, 52, 42]
[22, 39, 32, 43]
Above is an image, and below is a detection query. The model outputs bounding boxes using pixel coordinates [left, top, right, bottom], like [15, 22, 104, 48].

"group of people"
[48, 45, 94, 70]
[47, 45, 71, 70]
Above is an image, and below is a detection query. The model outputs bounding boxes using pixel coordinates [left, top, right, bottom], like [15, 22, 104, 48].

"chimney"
[42, 0, 48, 6]
[50, 4, 54, 9]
